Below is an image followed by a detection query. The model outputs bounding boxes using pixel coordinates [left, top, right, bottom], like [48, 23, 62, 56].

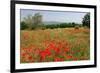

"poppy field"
[20, 28, 90, 63]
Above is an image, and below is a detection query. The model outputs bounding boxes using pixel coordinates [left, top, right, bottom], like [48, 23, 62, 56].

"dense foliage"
[82, 13, 90, 28]
[21, 21, 28, 30]
[21, 21, 82, 30]
[44, 23, 81, 29]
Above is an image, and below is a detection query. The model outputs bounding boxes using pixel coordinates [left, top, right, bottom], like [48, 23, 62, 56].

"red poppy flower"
[22, 53, 26, 57]
[53, 47, 60, 54]
[65, 42, 68, 46]
[40, 50, 51, 60]
[54, 57, 64, 62]
[28, 56, 32, 60]
[66, 55, 73, 59]
[64, 48, 70, 52]
[73, 58, 78, 61]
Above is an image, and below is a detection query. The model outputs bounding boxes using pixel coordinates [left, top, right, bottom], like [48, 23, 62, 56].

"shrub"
[75, 25, 79, 30]
[21, 21, 28, 30]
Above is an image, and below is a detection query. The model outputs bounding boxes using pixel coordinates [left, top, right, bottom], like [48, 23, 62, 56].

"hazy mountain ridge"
[43, 21, 64, 25]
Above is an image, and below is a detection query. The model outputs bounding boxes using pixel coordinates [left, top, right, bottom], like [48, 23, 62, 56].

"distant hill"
[43, 21, 63, 25]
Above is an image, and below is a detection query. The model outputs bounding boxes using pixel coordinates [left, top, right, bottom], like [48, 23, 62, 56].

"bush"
[41, 27, 46, 30]
[75, 25, 79, 30]
[21, 21, 28, 30]
[84, 26, 88, 29]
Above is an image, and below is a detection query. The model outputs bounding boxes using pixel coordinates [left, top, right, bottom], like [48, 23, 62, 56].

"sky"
[20, 9, 87, 24]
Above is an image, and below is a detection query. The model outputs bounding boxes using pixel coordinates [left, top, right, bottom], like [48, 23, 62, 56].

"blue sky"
[20, 9, 87, 24]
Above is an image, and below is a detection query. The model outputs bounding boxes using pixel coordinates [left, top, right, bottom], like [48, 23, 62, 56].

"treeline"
[43, 23, 82, 29]
[21, 21, 82, 30]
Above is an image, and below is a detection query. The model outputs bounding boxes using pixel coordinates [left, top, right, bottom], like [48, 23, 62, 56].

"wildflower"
[73, 58, 78, 61]
[54, 57, 64, 62]
[28, 56, 33, 60]
[22, 53, 26, 57]
[40, 50, 51, 60]
[66, 55, 73, 59]
[64, 48, 70, 52]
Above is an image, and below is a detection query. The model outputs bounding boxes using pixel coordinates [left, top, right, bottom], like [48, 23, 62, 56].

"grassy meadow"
[20, 28, 90, 63]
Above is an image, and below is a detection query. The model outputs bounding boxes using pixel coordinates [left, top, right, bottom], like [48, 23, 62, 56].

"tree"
[82, 13, 90, 28]
[72, 22, 75, 27]
[21, 21, 28, 30]
[23, 15, 33, 29]
[32, 13, 42, 29]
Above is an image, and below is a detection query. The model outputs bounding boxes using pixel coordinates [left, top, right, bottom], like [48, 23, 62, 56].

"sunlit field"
[20, 28, 90, 63]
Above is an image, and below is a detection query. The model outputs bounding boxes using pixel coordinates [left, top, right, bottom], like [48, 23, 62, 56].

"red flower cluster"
[40, 49, 51, 60]
[54, 57, 64, 62]
[20, 28, 90, 63]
